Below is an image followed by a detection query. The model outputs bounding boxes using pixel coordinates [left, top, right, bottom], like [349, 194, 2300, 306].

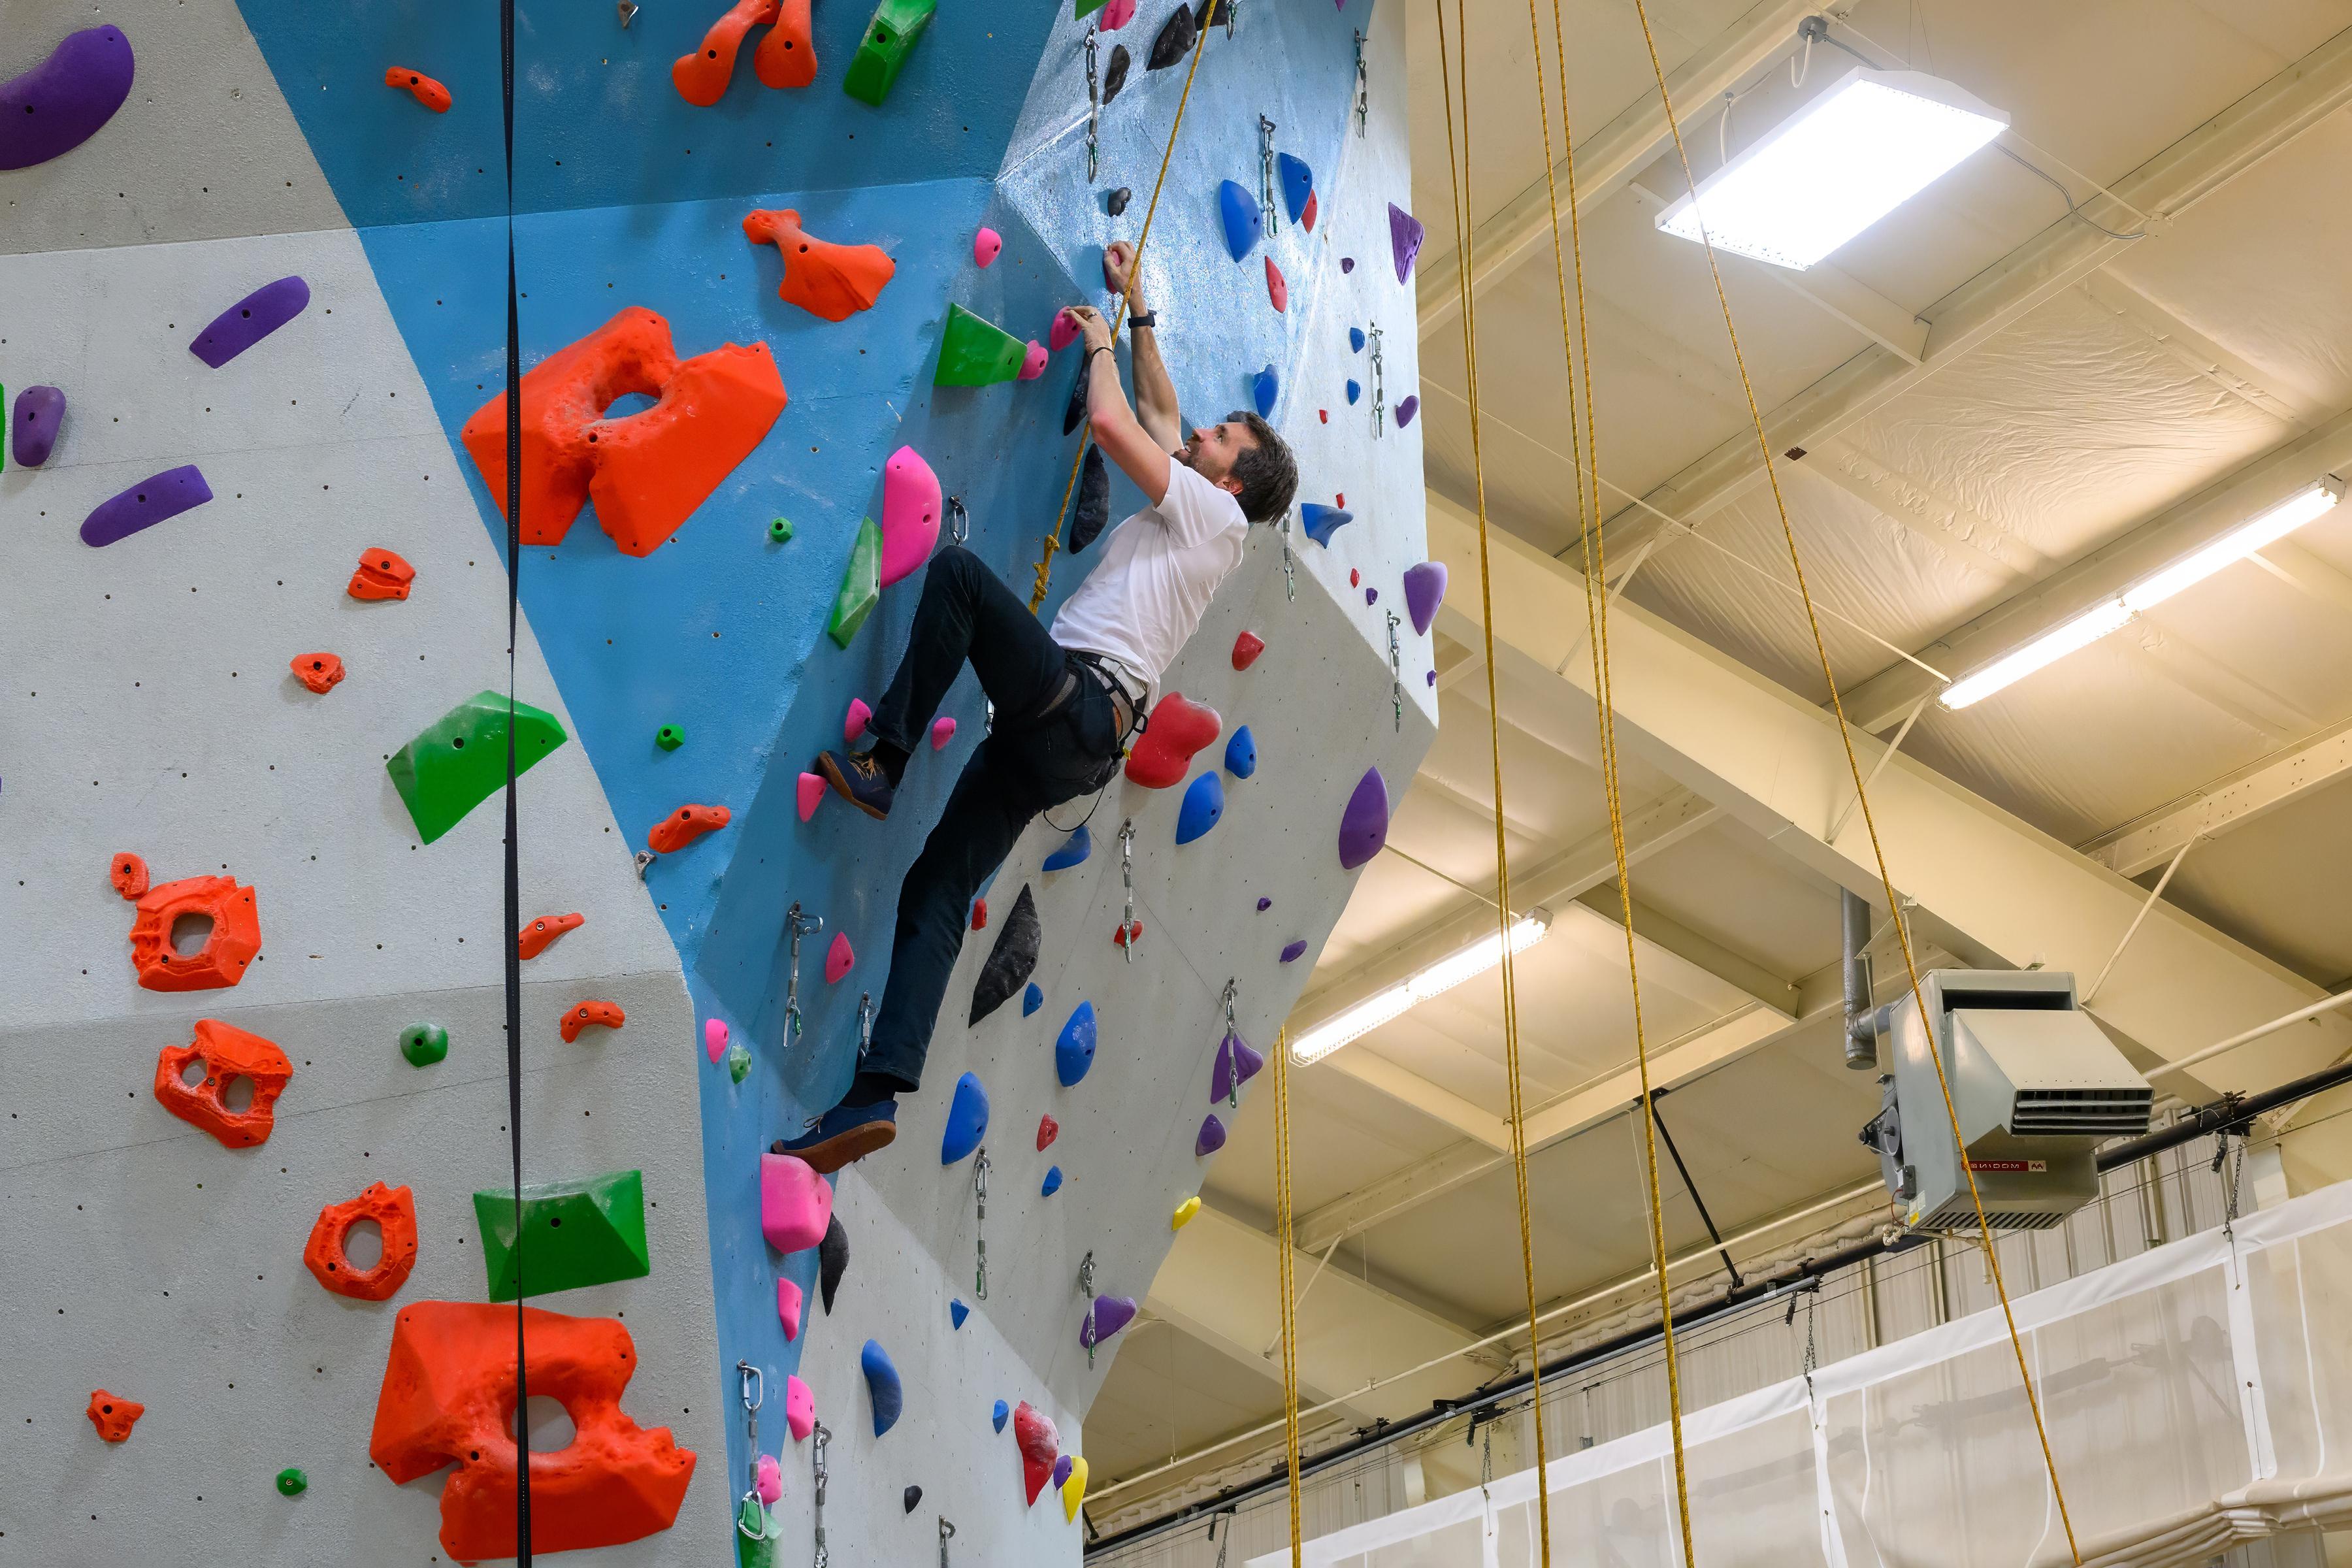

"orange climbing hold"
[673, 0, 815, 105]
[125, 870, 261, 991]
[755, 0, 817, 87]
[461, 307, 787, 558]
[648, 802, 731, 853]
[154, 1018, 293, 1148]
[518, 911, 585, 959]
[109, 851, 149, 900]
[86, 1391, 144, 1443]
[289, 651, 344, 693]
[561, 1000, 627, 1043]
[370, 1301, 697, 1561]
[384, 67, 453, 112]
[349, 547, 416, 600]
[742, 209, 896, 323]
[305, 1182, 420, 1301]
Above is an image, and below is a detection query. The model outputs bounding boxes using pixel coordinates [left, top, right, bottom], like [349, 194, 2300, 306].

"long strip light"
[1290, 910, 1552, 1065]
[1942, 480, 2344, 710]
[1656, 66, 2007, 270]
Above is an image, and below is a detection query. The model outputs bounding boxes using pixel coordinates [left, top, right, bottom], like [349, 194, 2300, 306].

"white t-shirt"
[1049, 460, 1247, 700]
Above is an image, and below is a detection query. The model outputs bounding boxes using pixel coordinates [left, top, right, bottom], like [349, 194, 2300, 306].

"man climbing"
[777, 242, 1299, 1171]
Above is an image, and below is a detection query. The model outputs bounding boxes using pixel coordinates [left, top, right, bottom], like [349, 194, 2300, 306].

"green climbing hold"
[842, 0, 936, 105]
[769, 516, 793, 543]
[727, 1043, 753, 1083]
[736, 1497, 778, 1566]
[655, 724, 685, 751]
[471, 1169, 651, 1302]
[1075, 0, 1106, 16]
[275, 1467, 307, 1497]
[399, 1022, 450, 1067]
[386, 690, 568, 845]
[934, 303, 1028, 387]
[828, 517, 883, 648]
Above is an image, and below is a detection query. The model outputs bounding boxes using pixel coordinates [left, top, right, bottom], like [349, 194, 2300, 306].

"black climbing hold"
[969, 884, 1042, 1025]
[1105, 186, 1132, 217]
[1147, 3, 1197, 70]
[819, 1213, 849, 1315]
[1101, 43, 1131, 105]
[1193, 0, 1228, 31]
[1062, 355, 1090, 436]
[1071, 444, 1111, 553]
[904, 1484, 923, 1513]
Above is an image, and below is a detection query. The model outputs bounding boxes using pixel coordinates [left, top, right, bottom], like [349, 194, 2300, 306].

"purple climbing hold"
[0, 26, 135, 172]
[80, 465, 212, 547]
[1051, 1454, 1075, 1490]
[1340, 255, 1356, 274]
[1403, 561, 1448, 635]
[190, 276, 311, 369]
[1079, 1294, 1138, 1348]
[1388, 203, 1426, 284]
[1338, 767, 1390, 871]
[13, 385, 66, 468]
[1396, 395, 1420, 429]
[1280, 939, 1308, 964]
[1194, 1113, 1226, 1157]
[1364, 588, 1378, 606]
[1256, 896, 1272, 911]
[1426, 669, 1437, 686]
[1210, 1029, 1264, 1103]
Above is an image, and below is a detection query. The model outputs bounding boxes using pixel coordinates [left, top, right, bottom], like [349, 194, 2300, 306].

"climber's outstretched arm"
[1068, 304, 1172, 508]
[1102, 242, 1181, 453]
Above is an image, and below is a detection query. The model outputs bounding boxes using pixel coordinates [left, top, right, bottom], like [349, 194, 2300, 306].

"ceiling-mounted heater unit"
[1857, 969, 2153, 1233]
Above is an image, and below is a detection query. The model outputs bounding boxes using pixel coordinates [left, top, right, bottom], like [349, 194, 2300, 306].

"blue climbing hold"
[1176, 772, 1226, 845]
[1225, 725, 1257, 779]
[862, 1340, 904, 1437]
[1218, 178, 1263, 261]
[1345, 379, 1361, 404]
[941, 1071, 990, 1165]
[1022, 982, 1045, 1017]
[993, 1399, 1011, 1433]
[1277, 152, 1315, 225]
[1299, 504, 1355, 547]
[1041, 1165, 1064, 1197]
[1056, 1001, 1098, 1088]
[951, 1298, 970, 1328]
[1252, 364, 1278, 419]
[1043, 826, 1091, 872]
[1349, 327, 1365, 353]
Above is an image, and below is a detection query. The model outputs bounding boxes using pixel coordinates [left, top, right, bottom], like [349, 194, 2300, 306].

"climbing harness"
[1079, 1249, 1098, 1369]
[945, 495, 970, 546]
[735, 1362, 769, 1539]
[1352, 30, 1369, 137]
[809, 1420, 832, 1568]
[783, 902, 824, 1041]
[1257, 115, 1280, 238]
[1279, 510, 1298, 601]
[1384, 610, 1403, 734]
[1084, 28, 1102, 185]
[938, 1516, 956, 1567]
[1220, 979, 1242, 1110]
[855, 993, 874, 1061]
[1271, 1025, 1305, 1563]
[973, 1148, 991, 1301]
[1367, 321, 1385, 438]
[1029, 0, 1217, 610]
[1117, 819, 1137, 964]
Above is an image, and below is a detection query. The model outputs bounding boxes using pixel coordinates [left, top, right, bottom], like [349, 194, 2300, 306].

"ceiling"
[1089, 0, 2352, 1529]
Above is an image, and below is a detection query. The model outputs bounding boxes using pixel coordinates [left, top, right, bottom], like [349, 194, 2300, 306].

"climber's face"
[1177, 414, 1259, 497]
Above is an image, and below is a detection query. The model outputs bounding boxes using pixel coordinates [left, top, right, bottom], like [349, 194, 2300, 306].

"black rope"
[499, 0, 532, 1558]
[1646, 1088, 1741, 1289]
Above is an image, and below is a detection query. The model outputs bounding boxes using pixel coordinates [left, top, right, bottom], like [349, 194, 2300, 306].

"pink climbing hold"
[845, 698, 872, 743]
[705, 1018, 730, 1064]
[1049, 308, 1081, 353]
[825, 931, 854, 983]
[757, 1452, 782, 1505]
[760, 1152, 834, 1253]
[973, 227, 1003, 268]
[1019, 339, 1048, 380]
[785, 1374, 815, 1441]
[777, 1277, 804, 1341]
[877, 444, 942, 589]
[1101, 0, 1136, 26]
[931, 716, 957, 750]
[797, 772, 825, 822]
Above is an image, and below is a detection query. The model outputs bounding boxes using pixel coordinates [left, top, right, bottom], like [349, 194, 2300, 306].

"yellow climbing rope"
[1616, 1, 2085, 1558]
[1271, 1026, 1305, 1563]
[1429, 1, 1556, 1560]
[1027, 11, 1217, 612]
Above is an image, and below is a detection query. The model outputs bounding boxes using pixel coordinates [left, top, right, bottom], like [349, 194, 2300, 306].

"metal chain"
[1352, 29, 1369, 136]
[736, 1362, 766, 1538]
[939, 1516, 956, 1567]
[1368, 321, 1386, 439]
[1085, 27, 1101, 184]
[856, 992, 874, 1060]
[1385, 610, 1403, 732]
[1119, 819, 1137, 963]
[784, 902, 823, 1040]
[1258, 114, 1280, 237]
[1210, 1508, 1234, 1568]
[811, 1421, 832, 1568]
[1080, 1249, 1098, 1369]
[1280, 510, 1297, 600]
[1221, 978, 1242, 1110]
[974, 1149, 992, 1299]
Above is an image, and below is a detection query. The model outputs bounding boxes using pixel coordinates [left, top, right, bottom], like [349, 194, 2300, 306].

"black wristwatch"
[1128, 310, 1157, 331]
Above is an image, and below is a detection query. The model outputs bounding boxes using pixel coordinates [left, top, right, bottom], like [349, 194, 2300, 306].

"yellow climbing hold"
[1171, 1195, 1200, 1230]
[1060, 1454, 1090, 1522]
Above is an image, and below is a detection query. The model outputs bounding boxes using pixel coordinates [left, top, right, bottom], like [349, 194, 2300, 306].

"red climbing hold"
[1265, 255, 1288, 312]
[518, 911, 585, 960]
[1036, 1113, 1058, 1151]
[384, 67, 452, 112]
[305, 1182, 420, 1301]
[1302, 189, 1318, 231]
[1231, 631, 1264, 670]
[1124, 692, 1220, 788]
[1349, 568, 1360, 587]
[289, 651, 344, 693]
[970, 897, 988, 931]
[125, 870, 261, 991]
[370, 1301, 697, 1561]
[87, 1391, 143, 1443]
[462, 307, 786, 559]
[825, 931, 854, 984]
[109, 851, 148, 900]
[649, 802, 731, 853]
[154, 1019, 293, 1148]
[561, 1000, 627, 1043]
[1113, 919, 1144, 949]
[1014, 1401, 1060, 1505]
[1318, 408, 1328, 423]
[742, 208, 896, 323]
[349, 547, 416, 600]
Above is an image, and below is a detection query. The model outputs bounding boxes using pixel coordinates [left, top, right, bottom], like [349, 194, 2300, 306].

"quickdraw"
[1257, 115, 1280, 238]
[1385, 610, 1404, 733]
[784, 902, 825, 1041]
[811, 1420, 832, 1568]
[1079, 1249, 1099, 1369]
[973, 1148, 992, 1301]
[1084, 27, 1102, 184]
[1352, 29, 1369, 137]
[1118, 819, 1138, 964]
[1367, 320, 1386, 438]
[735, 1361, 768, 1540]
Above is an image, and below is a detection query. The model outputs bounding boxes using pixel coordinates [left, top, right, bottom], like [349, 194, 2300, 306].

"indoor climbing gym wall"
[0, 0, 1428, 1556]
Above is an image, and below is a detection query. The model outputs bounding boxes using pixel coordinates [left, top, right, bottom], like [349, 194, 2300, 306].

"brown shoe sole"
[771, 1120, 897, 1175]
[817, 753, 891, 822]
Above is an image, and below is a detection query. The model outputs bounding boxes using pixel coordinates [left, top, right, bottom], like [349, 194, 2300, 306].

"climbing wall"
[0, 0, 1426, 1556]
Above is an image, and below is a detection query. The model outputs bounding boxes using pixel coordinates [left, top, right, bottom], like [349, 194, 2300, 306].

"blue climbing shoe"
[817, 747, 896, 821]
[772, 1098, 898, 1173]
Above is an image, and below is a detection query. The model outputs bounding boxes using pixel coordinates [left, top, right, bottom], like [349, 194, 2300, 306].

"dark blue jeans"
[862, 546, 1122, 1093]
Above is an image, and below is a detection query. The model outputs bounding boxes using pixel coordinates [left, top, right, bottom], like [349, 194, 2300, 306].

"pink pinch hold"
[1102, 0, 1136, 25]
[877, 444, 943, 589]
[825, 930, 854, 983]
[1049, 308, 1081, 353]
[785, 1374, 815, 1441]
[760, 1152, 834, 1253]
[778, 1277, 805, 1341]
[845, 697, 872, 743]
[931, 716, 957, 750]
[704, 1017, 730, 1064]
[797, 772, 825, 823]
[756, 1452, 782, 1505]
[1019, 339, 1049, 380]
[973, 226, 1003, 268]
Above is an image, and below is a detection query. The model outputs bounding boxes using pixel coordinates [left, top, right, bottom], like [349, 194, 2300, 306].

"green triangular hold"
[472, 1169, 650, 1302]
[1075, 0, 1107, 16]
[935, 303, 1028, 387]
[828, 517, 883, 648]
[386, 691, 568, 845]
[842, 0, 936, 105]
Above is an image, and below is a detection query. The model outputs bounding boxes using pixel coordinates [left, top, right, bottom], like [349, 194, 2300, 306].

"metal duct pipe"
[1842, 889, 1878, 1070]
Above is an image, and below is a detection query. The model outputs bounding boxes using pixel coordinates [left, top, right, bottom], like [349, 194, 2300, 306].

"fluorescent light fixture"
[1656, 67, 2007, 270]
[1941, 480, 2342, 710]
[1290, 910, 1552, 1065]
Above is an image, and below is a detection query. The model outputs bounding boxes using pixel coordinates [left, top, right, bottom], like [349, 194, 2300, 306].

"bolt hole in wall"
[169, 911, 215, 956]
[511, 1394, 577, 1454]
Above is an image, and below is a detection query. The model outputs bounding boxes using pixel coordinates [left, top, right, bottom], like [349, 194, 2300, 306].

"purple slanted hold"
[1194, 1113, 1226, 1157]
[1395, 394, 1420, 429]
[1338, 766, 1390, 871]
[1256, 896, 1271, 911]
[1403, 561, 1448, 636]
[1339, 255, 1355, 274]
[1210, 1029, 1264, 1103]
[12, 385, 66, 468]
[1079, 1294, 1138, 1348]
[189, 276, 312, 369]
[1051, 1454, 1074, 1490]
[1280, 939, 1307, 964]
[1388, 203, 1425, 284]
[0, 26, 135, 172]
[80, 465, 212, 547]
[1364, 588, 1378, 606]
